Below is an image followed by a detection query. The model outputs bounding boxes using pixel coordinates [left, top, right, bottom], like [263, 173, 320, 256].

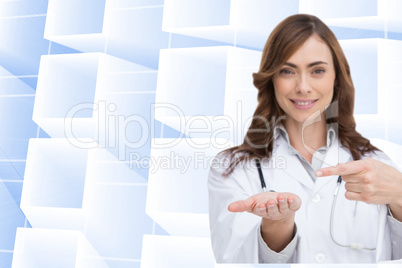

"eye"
[279, 69, 294, 75]
[313, 69, 325, 75]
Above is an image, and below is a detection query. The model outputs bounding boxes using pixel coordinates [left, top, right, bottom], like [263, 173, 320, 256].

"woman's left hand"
[316, 158, 402, 220]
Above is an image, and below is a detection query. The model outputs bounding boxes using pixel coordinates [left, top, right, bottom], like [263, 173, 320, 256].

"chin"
[288, 112, 322, 124]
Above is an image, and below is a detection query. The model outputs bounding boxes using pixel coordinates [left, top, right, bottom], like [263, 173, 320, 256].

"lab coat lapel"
[274, 137, 315, 191]
[312, 137, 352, 194]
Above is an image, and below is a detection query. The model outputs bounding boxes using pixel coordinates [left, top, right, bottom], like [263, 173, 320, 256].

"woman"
[208, 14, 402, 263]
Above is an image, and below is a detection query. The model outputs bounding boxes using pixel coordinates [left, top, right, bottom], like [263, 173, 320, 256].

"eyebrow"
[284, 61, 328, 68]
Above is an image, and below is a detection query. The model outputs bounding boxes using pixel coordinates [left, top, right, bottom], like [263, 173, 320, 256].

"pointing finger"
[341, 174, 360, 183]
[316, 160, 366, 177]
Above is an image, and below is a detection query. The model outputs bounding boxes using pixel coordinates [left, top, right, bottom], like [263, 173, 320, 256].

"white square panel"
[147, 138, 233, 237]
[44, 0, 107, 52]
[163, 0, 299, 49]
[155, 46, 260, 145]
[21, 138, 90, 230]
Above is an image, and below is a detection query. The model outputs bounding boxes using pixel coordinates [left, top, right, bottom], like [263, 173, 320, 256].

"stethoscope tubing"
[254, 158, 376, 251]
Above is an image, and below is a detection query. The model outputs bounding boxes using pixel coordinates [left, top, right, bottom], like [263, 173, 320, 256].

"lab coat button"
[312, 194, 321, 203]
[315, 253, 325, 263]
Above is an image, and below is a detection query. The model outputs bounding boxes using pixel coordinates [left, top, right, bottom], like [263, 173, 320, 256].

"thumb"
[228, 198, 254, 213]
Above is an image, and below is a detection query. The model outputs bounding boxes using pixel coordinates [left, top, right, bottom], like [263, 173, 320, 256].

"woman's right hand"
[229, 192, 302, 252]
[228, 192, 302, 221]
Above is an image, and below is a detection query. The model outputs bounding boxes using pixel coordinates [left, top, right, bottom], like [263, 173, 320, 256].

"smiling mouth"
[290, 99, 318, 106]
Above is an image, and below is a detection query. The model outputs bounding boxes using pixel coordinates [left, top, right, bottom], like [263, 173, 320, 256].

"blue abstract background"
[0, 0, 401, 267]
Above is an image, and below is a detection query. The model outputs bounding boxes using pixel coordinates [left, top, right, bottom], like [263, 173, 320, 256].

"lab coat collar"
[274, 124, 337, 149]
[272, 124, 350, 192]
[312, 137, 352, 195]
[273, 134, 315, 191]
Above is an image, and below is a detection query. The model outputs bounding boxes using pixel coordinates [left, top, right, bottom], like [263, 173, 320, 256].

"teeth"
[295, 101, 312, 105]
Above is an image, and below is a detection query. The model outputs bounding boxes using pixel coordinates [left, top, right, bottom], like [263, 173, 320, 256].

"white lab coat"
[208, 135, 399, 263]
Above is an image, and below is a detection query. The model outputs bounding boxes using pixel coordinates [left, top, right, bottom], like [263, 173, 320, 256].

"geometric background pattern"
[0, 0, 401, 267]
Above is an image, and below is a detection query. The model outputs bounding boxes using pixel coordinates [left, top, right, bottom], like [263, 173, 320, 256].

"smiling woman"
[272, 34, 336, 163]
[207, 14, 402, 264]
[273, 35, 335, 118]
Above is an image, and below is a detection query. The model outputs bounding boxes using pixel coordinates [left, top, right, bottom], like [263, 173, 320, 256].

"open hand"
[228, 192, 302, 221]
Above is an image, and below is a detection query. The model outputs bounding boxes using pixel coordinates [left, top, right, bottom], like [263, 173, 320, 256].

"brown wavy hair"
[221, 14, 379, 176]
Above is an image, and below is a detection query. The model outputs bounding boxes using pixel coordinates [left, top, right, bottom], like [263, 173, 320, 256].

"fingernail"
[256, 203, 265, 211]
[279, 199, 285, 203]
[288, 199, 293, 203]
[316, 171, 323, 177]
[268, 204, 275, 208]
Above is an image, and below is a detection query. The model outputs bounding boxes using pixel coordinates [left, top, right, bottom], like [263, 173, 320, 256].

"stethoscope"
[255, 158, 376, 251]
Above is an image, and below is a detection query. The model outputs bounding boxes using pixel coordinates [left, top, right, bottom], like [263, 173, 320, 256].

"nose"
[296, 75, 311, 94]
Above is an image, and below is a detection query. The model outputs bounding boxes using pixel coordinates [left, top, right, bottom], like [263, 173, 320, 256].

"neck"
[283, 114, 327, 157]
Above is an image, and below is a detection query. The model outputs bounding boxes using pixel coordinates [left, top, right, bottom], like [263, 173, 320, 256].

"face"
[272, 34, 336, 125]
